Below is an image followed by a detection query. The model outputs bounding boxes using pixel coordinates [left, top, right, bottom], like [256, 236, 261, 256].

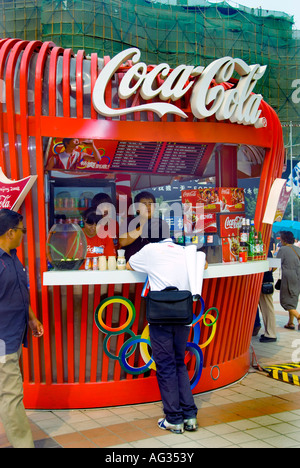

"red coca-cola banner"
[219, 213, 244, 237]
[0, 168, 37, 211]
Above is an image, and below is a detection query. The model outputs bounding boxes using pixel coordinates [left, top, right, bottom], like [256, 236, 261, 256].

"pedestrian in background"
[0, 209, 44, 448]
[258, 247, 277, 342]
[277, 231, 300, 330]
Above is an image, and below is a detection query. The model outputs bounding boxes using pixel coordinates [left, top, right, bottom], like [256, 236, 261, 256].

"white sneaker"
[184, 418, 198, 431]
[158, 417, 184, 434]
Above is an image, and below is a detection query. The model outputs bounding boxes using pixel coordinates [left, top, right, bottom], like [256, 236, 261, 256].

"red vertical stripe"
[34, 41, 56, 385]
[62, 48, 74, 117]
[90, 53, 98, 120]
[66, 285, 75, 383]
[76, 50, 85, 119]
[101, 284, 115, 382]
[90, 284, 101, 382]
[49, 47, 64, 116]
[53, 286, 64, 383]
[79, 285, 89, 383]
[19, 41, 43, 384]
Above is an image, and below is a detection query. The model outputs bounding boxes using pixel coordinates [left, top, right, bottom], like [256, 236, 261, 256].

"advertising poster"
[263, 179, 292, 224]
[45, 138, 118, 171]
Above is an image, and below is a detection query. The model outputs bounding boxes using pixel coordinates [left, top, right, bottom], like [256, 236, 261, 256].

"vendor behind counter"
[81, 207, 116, 268]
[119, 191, 170, 262]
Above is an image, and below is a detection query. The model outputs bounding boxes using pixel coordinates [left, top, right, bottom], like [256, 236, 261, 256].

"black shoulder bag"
[262, 282, 274, 294]
[146, 286, 193, 325]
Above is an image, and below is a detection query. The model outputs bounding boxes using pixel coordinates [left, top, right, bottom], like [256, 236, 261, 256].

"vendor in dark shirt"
[119, 191, 170, 262]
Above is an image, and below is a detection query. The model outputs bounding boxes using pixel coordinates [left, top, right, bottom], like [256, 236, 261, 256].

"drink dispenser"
[46, 223, 87, 270]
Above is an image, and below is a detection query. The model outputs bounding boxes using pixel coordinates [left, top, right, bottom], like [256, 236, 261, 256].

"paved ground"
[2, 283, 300, 449]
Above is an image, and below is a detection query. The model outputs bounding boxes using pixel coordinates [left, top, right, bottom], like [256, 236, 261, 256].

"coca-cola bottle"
[239, 218, 247, 247]
[239, 218, 248, 262]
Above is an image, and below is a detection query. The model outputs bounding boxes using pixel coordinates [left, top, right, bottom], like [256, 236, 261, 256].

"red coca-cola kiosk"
[0, 38, 284, 409]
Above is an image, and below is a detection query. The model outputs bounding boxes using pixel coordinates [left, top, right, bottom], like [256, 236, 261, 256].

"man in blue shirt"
[0, 209, 44, 448]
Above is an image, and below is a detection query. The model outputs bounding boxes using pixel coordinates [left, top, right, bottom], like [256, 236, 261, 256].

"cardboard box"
[181, 190, 198, 207]
[182, 190, 204, 234]
[181, 187, 244, 214]
[198, 187, 220, 212]
[219, 187, 245, 212]
[222, 237, 240, 263]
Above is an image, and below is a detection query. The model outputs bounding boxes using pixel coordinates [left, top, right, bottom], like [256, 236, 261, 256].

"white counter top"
[43, 260, 271, 286]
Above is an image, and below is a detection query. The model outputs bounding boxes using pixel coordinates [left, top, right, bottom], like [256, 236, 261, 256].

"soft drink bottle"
[248, 231, 255, 261]
[239, 218, 247, 248]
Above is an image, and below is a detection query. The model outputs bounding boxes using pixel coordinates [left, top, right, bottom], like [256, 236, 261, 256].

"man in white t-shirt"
[127, 238, 207, 434]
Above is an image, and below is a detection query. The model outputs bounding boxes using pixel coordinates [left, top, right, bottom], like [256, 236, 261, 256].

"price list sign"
[111, 141, 163, 172]
[156, 143, 209, 175]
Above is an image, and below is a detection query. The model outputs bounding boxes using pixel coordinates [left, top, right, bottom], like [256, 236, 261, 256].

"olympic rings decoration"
[94, 295, 219, 388]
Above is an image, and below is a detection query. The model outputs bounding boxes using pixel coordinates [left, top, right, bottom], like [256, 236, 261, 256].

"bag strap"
[288, 245, 300, 261]
[141, 279, 179, 297]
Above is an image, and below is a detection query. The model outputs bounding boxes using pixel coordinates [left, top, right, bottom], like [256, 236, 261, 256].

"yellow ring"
[199, 314, 217, 349]
[140, 325, 156, 371]
[97, 297, 134, 333]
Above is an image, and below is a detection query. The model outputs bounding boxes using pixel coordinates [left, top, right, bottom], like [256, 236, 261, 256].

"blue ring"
[186, 342, 203, 389]
[120, 337, 154, 374]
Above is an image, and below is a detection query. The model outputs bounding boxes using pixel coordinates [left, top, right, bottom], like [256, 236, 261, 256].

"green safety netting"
[0, 0, 300, 156]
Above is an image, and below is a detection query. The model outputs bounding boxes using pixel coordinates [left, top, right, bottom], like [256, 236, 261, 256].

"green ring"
[203, 307, 219, 327]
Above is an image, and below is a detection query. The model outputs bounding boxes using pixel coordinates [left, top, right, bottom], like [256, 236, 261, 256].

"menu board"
[110, 141, 211, 175]
[110, 141, 163, 172]
[156, 143, 209, 175]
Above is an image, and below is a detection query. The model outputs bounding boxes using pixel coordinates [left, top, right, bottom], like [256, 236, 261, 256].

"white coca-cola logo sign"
[224, 216, 243, 230]
[92, 48, 267, 128]
[0, 195, 11, 208]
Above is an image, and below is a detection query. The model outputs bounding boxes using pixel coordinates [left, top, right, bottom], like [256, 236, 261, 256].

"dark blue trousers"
[149, 324, 198, 424]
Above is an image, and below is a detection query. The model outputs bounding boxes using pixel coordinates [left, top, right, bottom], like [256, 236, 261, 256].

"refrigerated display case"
[47, 172, 116, 228]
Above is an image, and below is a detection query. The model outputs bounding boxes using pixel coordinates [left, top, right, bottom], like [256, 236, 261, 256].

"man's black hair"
[134, 191, 155, 205]
[0, 209, 23, 236]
